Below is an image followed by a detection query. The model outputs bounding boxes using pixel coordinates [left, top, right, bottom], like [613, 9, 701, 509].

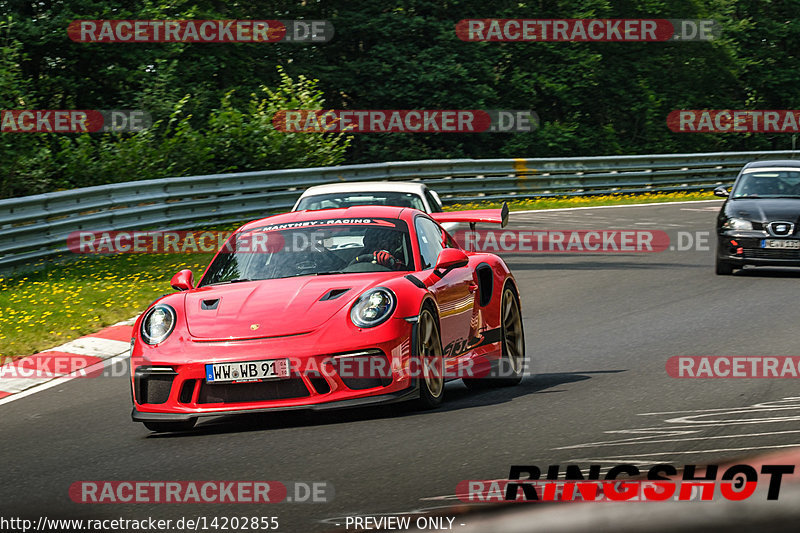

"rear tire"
[143, 419, 196, 433]
[414, 306, 445, 410]
[464, 285, 525, 389]
[715, 257, 735, 275]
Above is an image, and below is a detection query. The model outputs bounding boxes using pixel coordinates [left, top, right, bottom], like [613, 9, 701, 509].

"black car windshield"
[296, 191, 427, 211]
[199, 220, 413, 285]
[732, 171, 800, 198]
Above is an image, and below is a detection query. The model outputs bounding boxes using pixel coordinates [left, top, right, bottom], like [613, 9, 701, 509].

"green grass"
[0, 253, 213, 359]
[0, 190, 720, 359]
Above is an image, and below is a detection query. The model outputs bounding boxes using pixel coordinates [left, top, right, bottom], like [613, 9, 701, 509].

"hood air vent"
[320, 288, 350, 301]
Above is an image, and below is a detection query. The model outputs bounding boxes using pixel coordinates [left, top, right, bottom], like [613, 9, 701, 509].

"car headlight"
[141, 304, 177, 344]
[723, 218, 753, 231]
[350, 288, 396, 328]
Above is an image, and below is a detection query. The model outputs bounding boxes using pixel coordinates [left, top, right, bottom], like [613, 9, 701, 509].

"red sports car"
[131, 204, 525, 432]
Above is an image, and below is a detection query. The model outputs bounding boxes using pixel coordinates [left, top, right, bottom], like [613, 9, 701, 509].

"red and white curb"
[0, 317, 136, 404]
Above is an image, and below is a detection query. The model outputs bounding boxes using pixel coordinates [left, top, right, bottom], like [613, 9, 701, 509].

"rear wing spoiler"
[430, 202, 509, 229]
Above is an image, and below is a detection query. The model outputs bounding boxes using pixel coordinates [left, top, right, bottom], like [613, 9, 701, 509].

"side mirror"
[170, 269, 194, 291]
[435, 248, 469, 271]
[714, 186, 730, 197]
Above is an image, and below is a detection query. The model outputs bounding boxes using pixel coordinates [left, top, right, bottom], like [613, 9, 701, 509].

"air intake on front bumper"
[197, 379, 310, 404]
[134, 367, 178, 404]
[334, 350, 393, 390]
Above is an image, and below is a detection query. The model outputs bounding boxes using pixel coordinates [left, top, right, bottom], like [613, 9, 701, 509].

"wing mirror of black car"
[714, 186, 730, 197]
[171, 269, 195, 291]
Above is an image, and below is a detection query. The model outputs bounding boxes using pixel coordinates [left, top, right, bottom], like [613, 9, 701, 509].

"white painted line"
[566, 443, 800, 463]
[510, 199, 724, 215]
[0, 377, 54, 394]
[0, 317, 137, 401]
[113, 315, 140, 327]
[640, 403, 800, 416]
[43, 337, 130, 358]
[555, 429, 800, 450]
[0, 353, 131, 407]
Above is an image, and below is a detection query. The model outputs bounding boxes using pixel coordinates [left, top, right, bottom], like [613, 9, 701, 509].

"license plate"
[762, 239, 800, 249]
[205, 359, 290, 384]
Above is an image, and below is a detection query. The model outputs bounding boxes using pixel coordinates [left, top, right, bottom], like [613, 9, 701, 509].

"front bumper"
[717, 233, 800, 267]
[130, 317, 424, 420]
[132, 381, 419, 422]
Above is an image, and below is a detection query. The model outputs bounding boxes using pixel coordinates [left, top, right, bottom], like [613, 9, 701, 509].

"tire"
[464, 285, 525, 389]
[414, 306, 445, 409]
[143, 419, 196, 433]
[715, 257, 735, 275]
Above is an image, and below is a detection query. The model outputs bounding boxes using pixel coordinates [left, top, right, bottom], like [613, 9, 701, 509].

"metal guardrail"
[1, 150, 797, 270]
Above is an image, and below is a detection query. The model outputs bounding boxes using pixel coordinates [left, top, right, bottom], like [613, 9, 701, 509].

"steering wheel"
[349, 253, 376, 266]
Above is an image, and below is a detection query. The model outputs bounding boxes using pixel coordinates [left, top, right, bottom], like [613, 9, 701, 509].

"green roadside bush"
[1, 63, 351, 198]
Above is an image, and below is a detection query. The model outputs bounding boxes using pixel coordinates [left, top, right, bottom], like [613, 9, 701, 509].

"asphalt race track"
[4, 200, 800, 532]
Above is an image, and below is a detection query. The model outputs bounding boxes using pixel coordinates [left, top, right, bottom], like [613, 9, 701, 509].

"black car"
[715, 160, 800, 275]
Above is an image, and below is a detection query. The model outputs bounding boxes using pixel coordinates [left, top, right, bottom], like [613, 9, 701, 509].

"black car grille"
[197, 378, 309, 404]
[743, 248, 800, 260]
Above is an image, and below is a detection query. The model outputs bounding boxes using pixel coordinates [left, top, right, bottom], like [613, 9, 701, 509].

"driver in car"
[357, 227, 406, 269]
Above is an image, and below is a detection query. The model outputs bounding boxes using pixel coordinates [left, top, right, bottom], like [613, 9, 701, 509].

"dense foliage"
[2, 0, 799, 198]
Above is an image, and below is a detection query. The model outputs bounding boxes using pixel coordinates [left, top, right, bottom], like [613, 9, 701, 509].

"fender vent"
[476, 264, 493, 307]
[320, 288, 350, 301]
[201, 299, 219, 310]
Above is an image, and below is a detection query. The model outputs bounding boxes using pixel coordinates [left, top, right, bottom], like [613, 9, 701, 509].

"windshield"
[731, 170, 800, 198]
[296, 191, 427, 211]
[199, 219, 413, 285]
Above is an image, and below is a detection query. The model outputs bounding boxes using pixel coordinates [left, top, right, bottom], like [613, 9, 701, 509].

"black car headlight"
[350, 288, 396, 328]
[722, 217, 753, 230]
[141, 304, 177, 344]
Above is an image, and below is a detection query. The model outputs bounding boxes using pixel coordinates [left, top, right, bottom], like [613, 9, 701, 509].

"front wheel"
[143, 419, 196, 433]
[415, 307, 445, 409]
